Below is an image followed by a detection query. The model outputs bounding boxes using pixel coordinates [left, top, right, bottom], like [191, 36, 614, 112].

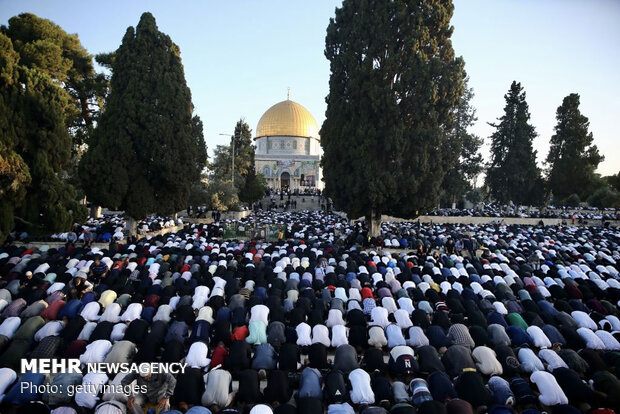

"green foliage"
[561, 193, 581, 207]
[465, 188, 483, 205]
[321, 0, 465, 224]
[240, 168, 267, 204]
[79, 13, 207, 220]
[0, 24, 88, 240]
[210, 119, 263, 204]
[210, 145, 235, 183]
[3, 13, 107, 157]
[587, 187, 620, 209]
[604, 171, 620, 192]
[441, 77, 483, 206]
[206, 179, 239, 212]
[188, 181, 210, 208]
[486, 81, 542, 205]
[546, 93, 603, 201]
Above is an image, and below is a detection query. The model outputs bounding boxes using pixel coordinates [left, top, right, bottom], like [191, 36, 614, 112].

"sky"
[1, 0, 618, 176]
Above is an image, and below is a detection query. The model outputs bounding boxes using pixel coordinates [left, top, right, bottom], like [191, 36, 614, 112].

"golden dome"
[255, 99, 319, 139]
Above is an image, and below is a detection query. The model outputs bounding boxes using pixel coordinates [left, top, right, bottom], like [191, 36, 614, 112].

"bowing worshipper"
[121, 363, 176, 414]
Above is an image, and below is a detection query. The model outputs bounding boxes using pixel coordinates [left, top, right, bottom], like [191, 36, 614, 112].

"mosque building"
[254, 95, 323, 190]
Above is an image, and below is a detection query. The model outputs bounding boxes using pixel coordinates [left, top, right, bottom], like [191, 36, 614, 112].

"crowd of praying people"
[428, 204, 618, 222]
[0, 210, 619, 414]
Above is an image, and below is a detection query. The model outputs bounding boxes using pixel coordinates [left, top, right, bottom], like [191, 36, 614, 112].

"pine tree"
[321, 0, 465, 234]
[486, 81, 541, 205]
[546, 93, 603, 201]
[79, 13, 207, 229]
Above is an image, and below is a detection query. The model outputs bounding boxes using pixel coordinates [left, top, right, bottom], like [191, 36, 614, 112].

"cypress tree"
[321, 0, 465, 234]
[79, 13, 207, 229]
[211, 119, 254, 190]
[441, 77, 483, 206]
[486, 81, 541, 205]
[546, 93, 603, 201]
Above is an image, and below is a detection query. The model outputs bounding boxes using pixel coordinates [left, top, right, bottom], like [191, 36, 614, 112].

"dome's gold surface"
[256, 99, 319, 138]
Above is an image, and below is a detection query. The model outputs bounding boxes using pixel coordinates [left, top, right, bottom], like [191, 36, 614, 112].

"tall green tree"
[79, 13, 207, 230]
[3, 13, 107, 157]
[486, 81, 541, 205]
[321, 0, 465, 234]
[0, 32, 31, 240]
[210, 119, 265, 204]
[604, 171, 620, 193]
[0, 23, 88, 240]
[211, 119, 254, 187]
[545, 93, 603, 201]
[441, 77, 483, 206]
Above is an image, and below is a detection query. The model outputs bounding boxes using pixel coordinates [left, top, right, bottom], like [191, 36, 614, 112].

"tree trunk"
[90, 205, 101, 219]
[366, 210, 381, 238]
[126, 216, 137, 237]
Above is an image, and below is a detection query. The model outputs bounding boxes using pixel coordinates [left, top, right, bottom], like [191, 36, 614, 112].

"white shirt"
[527, 326, 552, 349]
[331, 324, 349, 348]
[296, 323, 312, 346]
[192, 286, 210, 310]
[348, 288, 362, 302]
[349, 368, 375, 404]
[326, 309, 346, 328]
[604, 315, 620, 331]
[196, 306, 214, 323]
[493, 301, 508, 315]
[407, 326, 430, 348]
[186, 341, 210, 368]
[472, 346, 503, 375]
[34, 320, 65, 342]
[397, 297, 415, 314]
[153, 304, 172, 323]
[370, 307, 390, 328]
[99, 303, 122, 323]
[368, 326, 388, 348]
[249, 404, 274, 414]
[577, 328, 606, 350]
[79, 340, 113, 364]
[538, 349, 568, 372]
[530, 370, 569, 406]
[595, 330, 620, 350]
[74, 372, 109, 408]
[0, 317, 21, 339]
[386, 324, 406, 348]
[390, 345, 414, 361]
[47, 282, 65, 295]
[80, 302, 101, 322]
[168, 296, 180, 310]
[518, 348, 545, 372]
[312, 324, 331, 347]
[381, 297, 398, 314]
[0, 367, 17, 402]
[250, 305, 270, 324]
[120, 303, 142, 322]
[110, 323, 127, 343]
[394, 309, 413, 329]
[571, 311, 597, 330]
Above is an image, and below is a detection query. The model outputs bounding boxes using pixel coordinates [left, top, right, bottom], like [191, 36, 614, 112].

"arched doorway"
[280, 172, 290, 190]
